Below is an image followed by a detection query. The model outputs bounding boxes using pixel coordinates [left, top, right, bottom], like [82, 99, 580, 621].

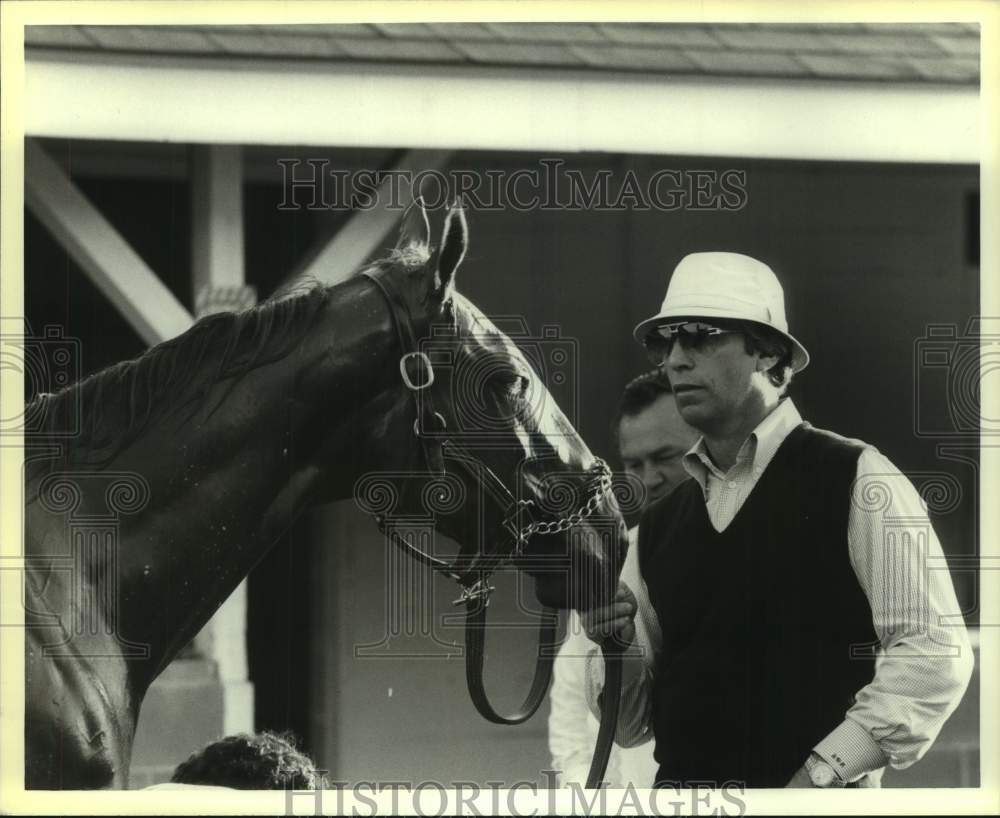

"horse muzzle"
[526, 515, 627, 612]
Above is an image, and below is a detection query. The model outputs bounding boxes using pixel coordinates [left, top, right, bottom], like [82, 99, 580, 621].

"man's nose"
[666, 340, 693, 370]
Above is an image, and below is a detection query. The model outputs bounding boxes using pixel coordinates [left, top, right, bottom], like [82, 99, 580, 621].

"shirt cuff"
[814, 719, 888, 782]
[584, 642, 647, 717]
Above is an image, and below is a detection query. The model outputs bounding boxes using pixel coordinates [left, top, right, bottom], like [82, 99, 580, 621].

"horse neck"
[73, 274, 416, 683]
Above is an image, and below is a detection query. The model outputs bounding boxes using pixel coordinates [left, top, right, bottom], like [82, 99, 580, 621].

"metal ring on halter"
[400, 351, 435, 390]
[413, 412, 448, 437]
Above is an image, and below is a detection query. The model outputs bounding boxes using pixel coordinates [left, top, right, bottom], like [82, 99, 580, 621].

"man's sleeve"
[548, 611, 617, 786]
[812, 448, 975, 782]
[582, 527, 659, 749]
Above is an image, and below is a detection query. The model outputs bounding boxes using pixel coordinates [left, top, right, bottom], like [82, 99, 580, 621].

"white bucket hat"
[632, 251, 810, 373]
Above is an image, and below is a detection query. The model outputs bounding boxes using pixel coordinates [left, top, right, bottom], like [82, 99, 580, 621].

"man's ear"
[755, 352, 780, 373]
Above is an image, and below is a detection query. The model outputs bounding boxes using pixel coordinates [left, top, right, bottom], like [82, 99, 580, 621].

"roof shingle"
[81, 25, 216, 53]
[485, 22, 606, 43]
[684, 49, 810, 77]
[571, 44, 698, 72]
[709, 27, 834, 53]
[822, 32, 948, 55]
[207, 30, 342, 58]
[796, 53, 919, 80]
[451, 40, 586, 67]
[596, 24, 721, 48]
[335, 37, 463, 62]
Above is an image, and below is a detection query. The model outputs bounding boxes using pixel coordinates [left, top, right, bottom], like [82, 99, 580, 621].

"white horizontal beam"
[25, 139, 194, 345]
[24, 52, 978, 164]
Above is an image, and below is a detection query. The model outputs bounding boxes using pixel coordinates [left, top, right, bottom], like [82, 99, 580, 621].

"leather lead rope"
[463, 597, 559, 725]
[586, 641, 623, 789]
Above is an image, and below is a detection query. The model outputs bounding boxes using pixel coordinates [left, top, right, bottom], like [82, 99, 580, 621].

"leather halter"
[362, 268, 621, 787]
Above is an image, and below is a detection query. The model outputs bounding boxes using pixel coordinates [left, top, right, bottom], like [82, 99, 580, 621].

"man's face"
[661, 329, 765, 434]
[618, 393, 699, 508]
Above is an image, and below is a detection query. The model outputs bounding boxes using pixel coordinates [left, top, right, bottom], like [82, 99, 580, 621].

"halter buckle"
[452, 579, 496, 607]
[400, 351, 435, 391]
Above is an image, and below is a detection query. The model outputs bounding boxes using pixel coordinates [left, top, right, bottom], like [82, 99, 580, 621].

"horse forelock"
[26, 282, 334, 471]
[358, 244, 432, 282]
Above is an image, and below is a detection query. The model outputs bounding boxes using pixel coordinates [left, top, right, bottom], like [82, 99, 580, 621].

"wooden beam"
[287, 149, 453, 288]
[191, 145, 252, 312]
[24, 139, 193, 345]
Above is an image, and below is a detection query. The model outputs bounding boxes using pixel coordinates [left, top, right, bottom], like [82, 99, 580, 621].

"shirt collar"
[683, 399, 804, 489]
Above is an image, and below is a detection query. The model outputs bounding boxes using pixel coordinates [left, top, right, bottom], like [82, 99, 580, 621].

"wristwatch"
[804, 752, 846, 788]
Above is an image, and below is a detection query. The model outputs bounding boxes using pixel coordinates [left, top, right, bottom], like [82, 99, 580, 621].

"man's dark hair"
[171, 730, 325, 790]
[737, 321, 794, 392]
[611, 369, 674, 447]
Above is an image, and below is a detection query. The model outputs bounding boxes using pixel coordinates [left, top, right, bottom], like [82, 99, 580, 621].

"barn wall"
[24, 143, 980, 787]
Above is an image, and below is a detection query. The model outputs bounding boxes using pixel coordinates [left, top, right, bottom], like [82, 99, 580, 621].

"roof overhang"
[25, 50, 979, 164]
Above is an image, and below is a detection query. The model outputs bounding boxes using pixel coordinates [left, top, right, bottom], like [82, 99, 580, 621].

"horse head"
[22, 197, 627, 788]
[354, 200, 627, 613]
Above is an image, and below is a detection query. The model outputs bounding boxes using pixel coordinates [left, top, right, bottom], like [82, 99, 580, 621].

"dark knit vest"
[638, 423, 878, 788]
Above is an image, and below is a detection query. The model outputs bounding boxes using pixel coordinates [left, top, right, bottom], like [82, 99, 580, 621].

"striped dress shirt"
[585, 399, 973, 783]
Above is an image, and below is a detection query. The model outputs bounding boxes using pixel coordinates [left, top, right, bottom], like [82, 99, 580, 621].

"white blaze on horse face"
[453, 295, 582, 468]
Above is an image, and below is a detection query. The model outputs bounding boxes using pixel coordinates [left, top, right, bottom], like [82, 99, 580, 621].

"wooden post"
[22, 138, 257, 782]
[188, 145, 256, 733]
[133, 145, 255, 785]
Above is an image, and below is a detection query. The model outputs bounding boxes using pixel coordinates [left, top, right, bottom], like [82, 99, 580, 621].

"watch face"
[810, 764, 837, 788]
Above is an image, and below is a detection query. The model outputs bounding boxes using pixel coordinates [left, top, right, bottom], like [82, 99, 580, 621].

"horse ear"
[434, 202, 467, 298]
[396, 198, 431, 251]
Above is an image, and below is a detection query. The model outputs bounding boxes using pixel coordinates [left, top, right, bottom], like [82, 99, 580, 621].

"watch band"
[805, 752, 846, 788]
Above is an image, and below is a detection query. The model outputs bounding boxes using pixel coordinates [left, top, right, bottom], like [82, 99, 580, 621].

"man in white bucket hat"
[581, 252, 973, 789]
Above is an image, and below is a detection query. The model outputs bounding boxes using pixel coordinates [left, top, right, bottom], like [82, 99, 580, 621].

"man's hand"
[785, 765, 814, 788]
[580, 581, 638, 649]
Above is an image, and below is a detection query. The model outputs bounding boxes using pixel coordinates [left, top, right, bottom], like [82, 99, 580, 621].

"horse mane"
[27, 245, 435, 473]
[27, 279, 333, 469]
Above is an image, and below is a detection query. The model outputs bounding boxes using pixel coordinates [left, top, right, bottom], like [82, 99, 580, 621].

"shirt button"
[728, 481, 737, 489]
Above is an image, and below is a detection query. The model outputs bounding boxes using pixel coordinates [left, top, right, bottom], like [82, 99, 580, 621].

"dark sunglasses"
[643, 321, 737, 365]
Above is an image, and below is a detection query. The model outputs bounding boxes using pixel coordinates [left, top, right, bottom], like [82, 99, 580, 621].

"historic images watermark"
[416, 319, 580, 436]
[3, 319, 151, 657]
[909, 317, 994, 633]
[277, 159, 749, 212]
[913, 317, 998, 439]
[0, 319, 81, 438]
[285, 775, 748, 816]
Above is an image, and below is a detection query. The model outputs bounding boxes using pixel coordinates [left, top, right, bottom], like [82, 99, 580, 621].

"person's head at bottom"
[613, 369, 699, 513]
[170, 730, 324, 790]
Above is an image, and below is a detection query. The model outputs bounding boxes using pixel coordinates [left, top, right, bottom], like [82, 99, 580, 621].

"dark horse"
[23, 202, 626, 789]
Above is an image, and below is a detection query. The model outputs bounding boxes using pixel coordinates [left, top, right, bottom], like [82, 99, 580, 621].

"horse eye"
[505, 374, 531, 399]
